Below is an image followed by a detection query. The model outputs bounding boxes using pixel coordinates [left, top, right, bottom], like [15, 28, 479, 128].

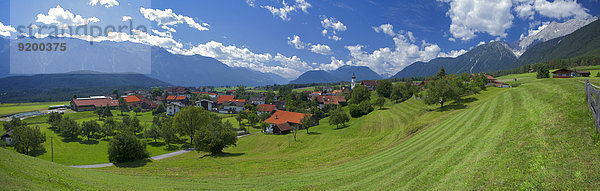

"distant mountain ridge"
[512, 19, 600, 67]
[289, 65, 382, 84]
[392, 41, 517, 78]
[0, 72, 171, 103]
[0, 37, 288, 87]
[511, 17, 598, 56]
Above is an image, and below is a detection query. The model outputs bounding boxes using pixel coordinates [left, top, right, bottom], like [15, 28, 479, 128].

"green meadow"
[1, 73, 600, 190]
[0, 101, 69, 117]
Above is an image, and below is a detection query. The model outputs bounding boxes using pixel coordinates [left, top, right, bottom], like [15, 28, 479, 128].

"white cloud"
[181, 41, 313, 78]
[373, 24, 396, 36]
[310, 44, 333, 55]
[36, 5, 100, 28]
[246, 0, 256, 7]
[122, 16, 132, 22]
[0, 21, 16, 37]
[140, 7, 210, 31]
[287, 35, 306, 49]
[513, 0, 591, 20]
[321, 16, 346, 40]
[438, 49, 468, 58]
[89, 0, 119, 8]
[439, 0, 513, 41]
[344, 27, 444, 77]
[319, 57, 349, 71]
[328, 35, 342, 41]
[152, 29, 172, 38]
[261, 0, 312, 21]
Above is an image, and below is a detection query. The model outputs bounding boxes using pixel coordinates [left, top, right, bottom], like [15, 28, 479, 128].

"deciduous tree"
[81, 120, 100, 141]
[13, 126, 46, 156]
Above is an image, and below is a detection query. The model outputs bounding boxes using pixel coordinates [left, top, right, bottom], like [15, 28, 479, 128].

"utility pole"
[51, 136, 54, 162]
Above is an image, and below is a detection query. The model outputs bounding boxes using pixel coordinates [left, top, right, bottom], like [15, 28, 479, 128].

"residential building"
[361, 80, 378, 91]
[249, 96, 266, 105]
[196, 99, 214, 111]
[1, 130, 13, 145]
[167, 102, 185, 116]
[264, 110, 311, 135]
[222, 101, 245, 113]
[257, 104, 277, 115]
[315, 95, 347, 109]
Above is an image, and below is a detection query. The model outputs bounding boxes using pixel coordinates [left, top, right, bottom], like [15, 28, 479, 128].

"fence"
[585, 79, 600, 134]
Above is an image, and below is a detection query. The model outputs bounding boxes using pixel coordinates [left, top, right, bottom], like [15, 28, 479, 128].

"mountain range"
[392, 41, 518, 79]
[0, 37, 287, 87]
[289, 65, 382, 84]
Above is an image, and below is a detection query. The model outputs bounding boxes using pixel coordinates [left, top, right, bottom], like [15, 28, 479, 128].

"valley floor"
[1, 77, 600, 190]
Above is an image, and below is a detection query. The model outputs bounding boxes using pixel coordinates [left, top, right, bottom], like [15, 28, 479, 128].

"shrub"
[349, 101, 374, 118]
[107, 133, 149, 163]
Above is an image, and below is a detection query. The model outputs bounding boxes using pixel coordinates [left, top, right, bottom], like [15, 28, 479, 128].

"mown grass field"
[0, 101, 69, 117]
[1, 76, 600, 190]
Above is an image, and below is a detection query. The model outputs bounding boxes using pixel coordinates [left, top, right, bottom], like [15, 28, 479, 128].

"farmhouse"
[485, 75, 511, 88]
[71, 96, 118, 111]
[123, 95, 141, 109]
[257, 104, 277, 115]
[164, 87, 190, 96]
[196, 99, 214, 111]
[249, 96, 266, 105]
[361, 80, 378, 91]
[552, 69, 591, 78]
[1, 130, 13, 145]
[264, 110, 311, 135]
[315, 95, 347, 109]
[222, 101, 245, 113]
[167, 102, 185, 116]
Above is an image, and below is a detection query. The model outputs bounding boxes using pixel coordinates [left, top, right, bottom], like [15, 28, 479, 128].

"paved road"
[71, 133, 260, 169]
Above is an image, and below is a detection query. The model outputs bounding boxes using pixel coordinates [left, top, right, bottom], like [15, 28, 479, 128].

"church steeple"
[351, 72, 356, 89]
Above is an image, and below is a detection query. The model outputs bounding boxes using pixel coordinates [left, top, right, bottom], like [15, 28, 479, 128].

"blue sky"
[1, 0, 599, 78]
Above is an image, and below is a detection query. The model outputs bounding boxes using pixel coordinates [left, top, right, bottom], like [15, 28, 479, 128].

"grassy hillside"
[1, 76, 599, 190]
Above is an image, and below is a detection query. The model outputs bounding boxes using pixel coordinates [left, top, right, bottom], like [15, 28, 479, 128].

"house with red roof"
[123, 95, 142, 109]
[71, 96, 118, 111]
[264, 110, 311, 135]
[315, 95, 347, 109]
[257, 104, 277, 115]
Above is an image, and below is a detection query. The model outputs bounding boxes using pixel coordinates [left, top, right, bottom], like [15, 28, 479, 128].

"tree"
[193, 119, 237, 154]
[234, 86, 246, 98]
[3, 117, 27, 132]
[157, 117, 177, 147]
[424, 77, 461, 108]
[349, 101, 374, 118]
[376, 79, 393, 98]
[247, 112, 259, 127]
[81, 120, 100, 141]
[59, 117, 80, 139]
[144, 124, 161, 142]
[536, 65, 550, 79]
[329, 108, 349, 128]
[12, 126, 46, 156]
[259, 122, 270, 133]
[278, 85, 292, 97]
[118, 97, 128, 116]
[374, 97, 386, 109]
[235, 114, 244, 127]
[130, 116, 142, 134]
[95, 107, 104, 120]
[107, 132, 149, 163]
[101, 118, 117, 139]
[133, 106, 142, 116]
[152, 104, 166, 115]
[103, 104, 113, 118]
[47, 112, 62, 126]
[151, 88, 162, 98]
[173, 106, 210, 145]
[300, 114, 315, 134]
[112, 89, 119, 97]
[436, 66, 446, 79]
[350, 85, 371, 104]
